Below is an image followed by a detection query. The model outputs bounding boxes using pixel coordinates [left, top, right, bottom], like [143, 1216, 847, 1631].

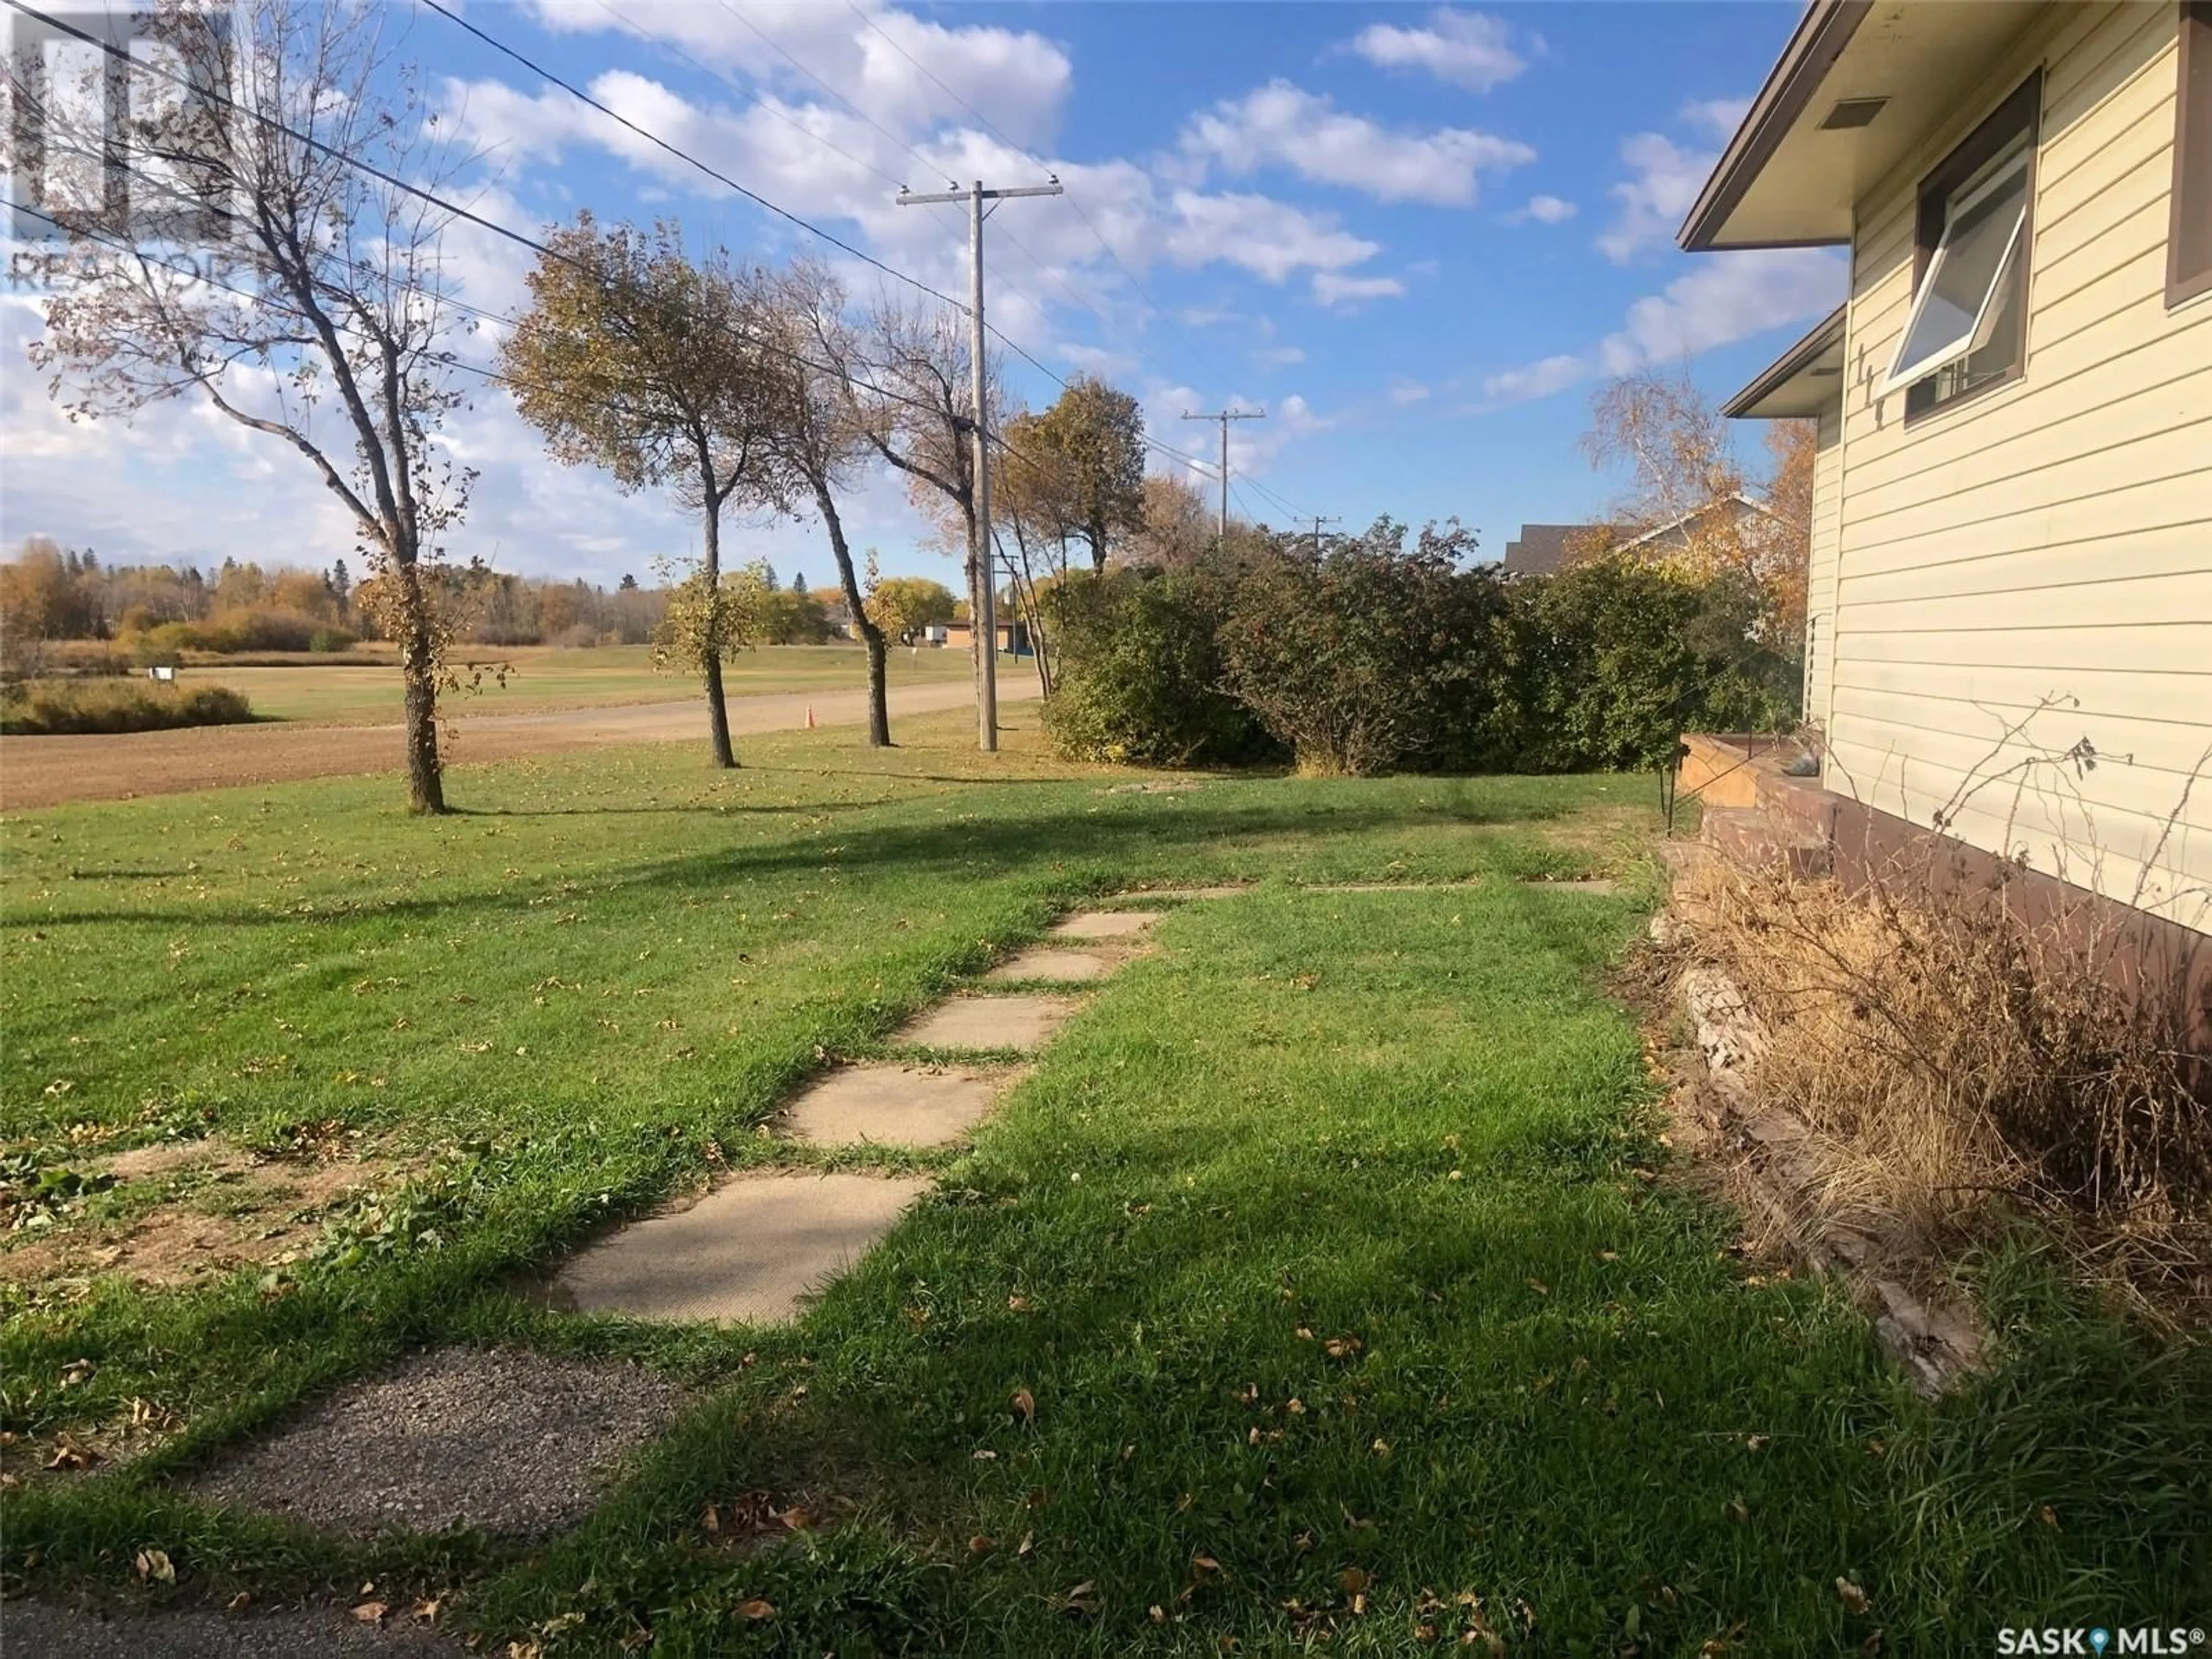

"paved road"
[0, 680, 1036, 809]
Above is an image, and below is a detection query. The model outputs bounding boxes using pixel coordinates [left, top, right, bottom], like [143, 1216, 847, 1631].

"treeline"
[1041, 517, 1801, 777]
[1, 536, 732, 671]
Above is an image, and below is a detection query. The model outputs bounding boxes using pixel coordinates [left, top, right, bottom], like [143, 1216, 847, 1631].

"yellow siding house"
[1685, 0, 2212, 935]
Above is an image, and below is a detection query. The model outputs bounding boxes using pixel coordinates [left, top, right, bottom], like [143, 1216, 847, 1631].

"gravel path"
[190, 1347, 685, 1536]
[2, 1602, 460, 1659]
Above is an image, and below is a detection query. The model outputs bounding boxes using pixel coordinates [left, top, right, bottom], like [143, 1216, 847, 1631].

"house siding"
[1805, 404, 1844, 734]
[1828, 0, 2212, 932]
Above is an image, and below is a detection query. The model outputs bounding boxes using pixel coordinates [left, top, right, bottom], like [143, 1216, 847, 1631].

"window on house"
[1887, 74, 2040, 415]
[2173, 1, 2212, 306]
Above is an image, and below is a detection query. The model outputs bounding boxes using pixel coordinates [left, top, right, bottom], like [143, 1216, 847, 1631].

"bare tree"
[11, 0, 476, 812]
[501, 215, 785, 768]
[1575, 364, 1812, 649]
[849, 296, 999, 720]
[1121, 472, 1217, 571]
[755, 259, 893, 745]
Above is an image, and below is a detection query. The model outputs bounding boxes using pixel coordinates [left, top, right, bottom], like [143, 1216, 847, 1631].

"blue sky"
[0, 1, 1847, 585]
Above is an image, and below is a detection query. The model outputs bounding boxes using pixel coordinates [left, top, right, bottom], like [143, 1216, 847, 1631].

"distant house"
[1677, 2, 2209, 955]
[1499, 524, 1608, 577]
[1612, 494, 1786, 558]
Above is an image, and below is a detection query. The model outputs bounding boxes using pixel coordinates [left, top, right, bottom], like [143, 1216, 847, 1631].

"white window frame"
[1879, 143, 2031, 397]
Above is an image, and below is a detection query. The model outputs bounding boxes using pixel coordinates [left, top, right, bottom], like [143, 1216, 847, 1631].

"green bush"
[1040, 567, 1277, 767]
[1217, 520, 1504, 776]
[1040, 517, 1801, 778]
[0, 678, 255, 734]
[1484, 560, 1799, 772]
[307, 626, 358, 653]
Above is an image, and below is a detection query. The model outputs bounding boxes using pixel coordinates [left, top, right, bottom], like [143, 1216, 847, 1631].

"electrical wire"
[414, 0, 967, 312]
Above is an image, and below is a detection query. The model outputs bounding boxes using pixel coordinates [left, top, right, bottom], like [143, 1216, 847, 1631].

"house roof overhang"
[1722, 305, 1847, 419]
[1677, 0, 2045, 252]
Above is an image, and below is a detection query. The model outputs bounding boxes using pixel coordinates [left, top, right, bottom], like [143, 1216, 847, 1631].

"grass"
[1, 716, 2204, 1654]
[185, 643, 996, 725]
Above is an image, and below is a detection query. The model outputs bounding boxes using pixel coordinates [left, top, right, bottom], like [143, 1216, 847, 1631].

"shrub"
[1041, 566, 1275, 767]
[307, 626, 358, 653]
[1487, 559, 1800, 774]
[0, 678, 255, 734]
[1216, 522, 1503, 777]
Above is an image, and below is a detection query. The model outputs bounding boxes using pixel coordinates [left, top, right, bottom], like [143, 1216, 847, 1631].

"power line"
[836, 0, 1246, 395]
[5, 194, 521, 395]
[415, 0, 968, 313]
[706, 0, 949, 190]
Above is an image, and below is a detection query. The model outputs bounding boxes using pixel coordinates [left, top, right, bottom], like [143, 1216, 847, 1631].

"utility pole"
[1181, 407, 1265, 541]
[898, 176, 1063, 752]
[1306, 514, 1342, 556]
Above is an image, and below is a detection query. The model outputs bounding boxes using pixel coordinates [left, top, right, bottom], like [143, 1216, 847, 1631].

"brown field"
[0, 680, 1032, 809]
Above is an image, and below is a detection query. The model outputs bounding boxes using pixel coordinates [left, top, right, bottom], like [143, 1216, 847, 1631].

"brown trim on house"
[2171, 0, 2212, 308]
[1722, 304, 1847, 418]
[1902, 70, 2043, 427]
[1677, 0, 1873, 252]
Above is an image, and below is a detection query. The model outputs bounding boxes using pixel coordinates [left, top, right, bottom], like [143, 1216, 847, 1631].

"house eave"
[1678, 0, 2047, 253]
[1677, 0, 1872, 253]
[1722, 305, 1847, 419]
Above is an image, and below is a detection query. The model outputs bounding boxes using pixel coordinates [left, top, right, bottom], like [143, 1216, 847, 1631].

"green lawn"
[2, 716, 2203, 1654]
[199, 642, 990, 724]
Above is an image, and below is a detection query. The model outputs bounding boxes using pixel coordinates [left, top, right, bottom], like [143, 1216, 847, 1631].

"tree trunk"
[816, 480, 891, 747]
[700, 502, 736, 769]
[393, 558, 447, 815]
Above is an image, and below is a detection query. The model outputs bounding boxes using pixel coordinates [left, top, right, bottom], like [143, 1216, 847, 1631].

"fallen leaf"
[351, 1601, 387, 1624]
[134, 1548, 176, 1584]
[967, 1535, 995, 1557]
[1339, 1567, 1368, 1596]
[736, 1599, 777, 1621]
[1011, 1387, 1036, 1425]
[1835, 1578, 1870, 1615]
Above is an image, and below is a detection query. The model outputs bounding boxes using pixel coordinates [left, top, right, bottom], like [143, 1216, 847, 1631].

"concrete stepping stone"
[984, 945, 1122, 982]
[189, 1347, 683, 1536]
[890, 993, 1081, 1051]
[551, 1171, 929, 1325]
[782, 1063, 1010, 1148]
[1116, 884, 1250, 900]
[1050, 910, 1162, 941]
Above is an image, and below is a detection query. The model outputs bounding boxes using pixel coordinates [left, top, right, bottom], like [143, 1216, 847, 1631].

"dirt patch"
[0, 1150, 397, 1291]
[188, 1346, 687, 1536]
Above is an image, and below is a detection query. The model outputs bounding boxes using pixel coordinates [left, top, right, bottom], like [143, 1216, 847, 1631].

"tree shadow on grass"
[29, 790, 1588, 933]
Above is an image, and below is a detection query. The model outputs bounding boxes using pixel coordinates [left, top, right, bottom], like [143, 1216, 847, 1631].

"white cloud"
[1255, 346, 1306, 366]
[520, 0, 1073, 148]
[1597, 131, 1713, 263]
[1181, 81, 1533, 207]
[1389, 379, 1431, 405]
[1679, 96, 1752, 141]
[1594, 248, 1843, 372]
[1312, 271, 1407, 308]
[1481, 354, 1587, 403]
[1162, 190, 1378, 283]
[1521, 194, 1577, 224]
[1347, 9, 1529, 92]
[1478, 247, 1844, 407]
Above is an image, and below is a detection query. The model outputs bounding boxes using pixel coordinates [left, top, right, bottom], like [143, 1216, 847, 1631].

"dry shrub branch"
[1674, 751, 2211, 1318]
